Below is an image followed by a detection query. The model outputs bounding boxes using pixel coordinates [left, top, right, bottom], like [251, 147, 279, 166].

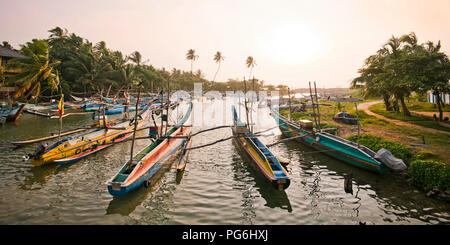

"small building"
[427, 90, 450, 105]
[0, 45, 27, 78]
[1, 46, 27, 100]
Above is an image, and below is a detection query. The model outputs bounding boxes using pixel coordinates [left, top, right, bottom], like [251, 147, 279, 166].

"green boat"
[270, 108, 390, 173]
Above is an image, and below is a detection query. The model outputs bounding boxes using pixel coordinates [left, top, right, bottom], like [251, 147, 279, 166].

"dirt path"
[358, 100, 450, 135]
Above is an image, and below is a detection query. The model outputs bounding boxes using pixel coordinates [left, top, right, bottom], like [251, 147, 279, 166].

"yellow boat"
[27, 105, 152, 166]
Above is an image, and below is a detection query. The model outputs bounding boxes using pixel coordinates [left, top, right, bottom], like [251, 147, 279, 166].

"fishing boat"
[231, 105, 291, 190]
[107, 102, 192, 197]
[270, 107, 390, 173]
[333, 110, 358, 125]
[0, 104, 26, 121]
[25, 103, 153, 166]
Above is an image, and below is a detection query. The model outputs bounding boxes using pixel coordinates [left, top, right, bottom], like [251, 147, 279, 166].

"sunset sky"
[1, 0, 449, 88]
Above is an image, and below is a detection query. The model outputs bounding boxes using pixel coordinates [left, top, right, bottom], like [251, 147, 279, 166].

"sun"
[259, 22, 322, 65]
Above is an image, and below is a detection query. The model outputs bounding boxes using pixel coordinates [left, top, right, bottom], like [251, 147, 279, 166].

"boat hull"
[107, 127, 189, 197]
[273, 110, 389, 173]
[232, 129, 291, 190]
[53, 132, 133, 165]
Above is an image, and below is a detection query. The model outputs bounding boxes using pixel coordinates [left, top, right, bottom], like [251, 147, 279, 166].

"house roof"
[0, 46, 27, 59]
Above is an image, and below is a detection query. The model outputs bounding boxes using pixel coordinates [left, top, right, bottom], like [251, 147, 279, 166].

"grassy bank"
[368, 103, 450, 132]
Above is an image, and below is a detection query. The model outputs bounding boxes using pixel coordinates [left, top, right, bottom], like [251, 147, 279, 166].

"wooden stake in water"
[130, 82, 143, 163]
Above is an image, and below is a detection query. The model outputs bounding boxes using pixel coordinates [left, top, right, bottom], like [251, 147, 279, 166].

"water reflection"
[231, 140, 292, 215]
[106, 156, 180, 217]
[19, 164, 59, 191]
[279, 134, 450, 224]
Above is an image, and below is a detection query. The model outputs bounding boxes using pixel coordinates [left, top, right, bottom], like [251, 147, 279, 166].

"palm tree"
[1, 41, 13, 50]
[186, 49, 199, 73]
[6, 39, 60, 102]
[212, 51, 224, 82]
[129, 51, 143, 67]
[246, 56, 256, 79]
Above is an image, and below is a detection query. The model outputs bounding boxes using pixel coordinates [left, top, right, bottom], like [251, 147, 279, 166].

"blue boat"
[231, 105, 291, 190]
[106, 102, 193, 197]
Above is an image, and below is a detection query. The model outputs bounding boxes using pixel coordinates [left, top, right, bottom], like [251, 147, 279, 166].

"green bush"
[408, 160, 450, 191]
[413, 150, 440, 161]
[346, 134, 412, 161]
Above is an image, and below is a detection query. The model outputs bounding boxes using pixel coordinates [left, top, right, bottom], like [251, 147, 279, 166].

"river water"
[0, 98, 449, 225]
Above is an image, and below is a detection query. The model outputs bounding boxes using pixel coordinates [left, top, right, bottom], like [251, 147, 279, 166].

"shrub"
[413, 150, 440, 161]
[408, 160, 450, 191]
[346, 133, 412, 162]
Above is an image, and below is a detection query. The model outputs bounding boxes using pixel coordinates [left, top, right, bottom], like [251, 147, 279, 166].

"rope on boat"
[266, 133, 308, 147]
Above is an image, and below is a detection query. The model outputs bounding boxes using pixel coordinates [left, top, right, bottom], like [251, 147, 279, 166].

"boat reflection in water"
[231, 140, 292, 214]
[106, 152, 181, 216]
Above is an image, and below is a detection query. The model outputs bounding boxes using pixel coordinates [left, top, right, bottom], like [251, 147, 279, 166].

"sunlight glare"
[259, 22, 322, 65]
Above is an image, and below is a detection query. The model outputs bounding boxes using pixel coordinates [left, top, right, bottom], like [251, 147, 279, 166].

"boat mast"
[288, 87, 292, 121]
[129, 82, 143, 163]
[355, 103, 360, 148]
[243, 77, 250, 131]
[314, 81, 321, 131]
[251, 77, 255, 133]
[309, 81, 318, 130]
[165, 77, 170, 136]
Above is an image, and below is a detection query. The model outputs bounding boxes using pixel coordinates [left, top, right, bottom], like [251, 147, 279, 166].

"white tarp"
[375, 148, 407, 171]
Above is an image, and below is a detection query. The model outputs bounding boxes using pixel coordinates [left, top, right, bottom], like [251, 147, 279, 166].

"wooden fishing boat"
[23, 108, 53, 117]
[333, 110, 358, 125]
[107, 102, 192, 197]
[231, 105, 291, 190]
[0, 104, 26, 121]
[270, 107, 389, 173]
[26, 104, 152, 166]
[53, 131, 132, 165]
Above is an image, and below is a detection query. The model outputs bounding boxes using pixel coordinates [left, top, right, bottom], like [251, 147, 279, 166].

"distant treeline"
[1, 27, 288, 102]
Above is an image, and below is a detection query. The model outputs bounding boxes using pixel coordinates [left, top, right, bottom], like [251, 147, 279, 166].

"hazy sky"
[1, 0, 449, 88]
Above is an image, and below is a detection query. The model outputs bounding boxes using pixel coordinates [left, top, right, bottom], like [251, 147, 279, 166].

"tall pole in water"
[314, 81, 321, 131]
[130, 82, 143, 163]
[309, 81, 318, 130]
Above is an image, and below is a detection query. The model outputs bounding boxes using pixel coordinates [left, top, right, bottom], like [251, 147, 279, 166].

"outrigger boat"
[0, 104, 26, 122]
[25, 103, 153, 166]
[231, 105, 291, 190]
[107, 102, 192, 197]
[270, 82, 392, 173]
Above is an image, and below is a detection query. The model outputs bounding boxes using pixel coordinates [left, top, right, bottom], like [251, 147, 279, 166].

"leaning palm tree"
[246, 56, 256, 79]
[212, 51, 225, 82]
[6, 39, 60, 102]
[186, 49, 199, 73]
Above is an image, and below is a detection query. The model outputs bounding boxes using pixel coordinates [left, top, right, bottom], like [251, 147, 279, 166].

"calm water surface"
[0, 99, 449, 224]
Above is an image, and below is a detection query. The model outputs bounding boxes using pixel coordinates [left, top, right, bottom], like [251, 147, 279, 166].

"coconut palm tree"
[246, 56, 256, 79]
[129, 51, 143, 67]
[212, 51, 224, 82]
[186, 49, 199, 73]
[6, 39, 61, 102]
